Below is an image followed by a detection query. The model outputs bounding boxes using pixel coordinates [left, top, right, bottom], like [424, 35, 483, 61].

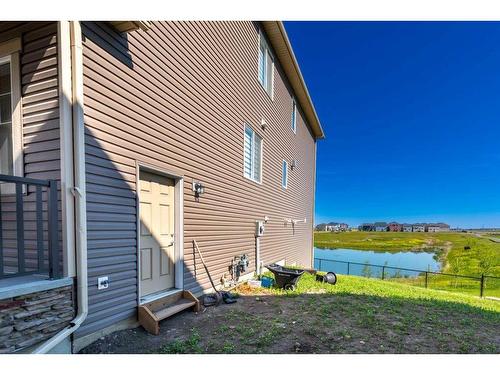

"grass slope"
[273, 272, 500, 312]
[80, 273, 500, 354]
[161, 273, 500, 354]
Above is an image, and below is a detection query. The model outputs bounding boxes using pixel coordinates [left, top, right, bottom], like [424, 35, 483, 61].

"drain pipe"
[33, 21, 88, 354]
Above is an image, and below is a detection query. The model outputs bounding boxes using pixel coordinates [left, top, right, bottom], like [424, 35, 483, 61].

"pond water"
[313, 247, 442, 278]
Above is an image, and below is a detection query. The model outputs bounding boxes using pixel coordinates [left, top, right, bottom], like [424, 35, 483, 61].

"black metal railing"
[315, 257, 500, 298]
[0, 174, 59, 280]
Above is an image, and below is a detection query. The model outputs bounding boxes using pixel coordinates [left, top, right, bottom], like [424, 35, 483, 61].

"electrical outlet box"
[255, 221, 265, 237]
[98, 276, 109, 290]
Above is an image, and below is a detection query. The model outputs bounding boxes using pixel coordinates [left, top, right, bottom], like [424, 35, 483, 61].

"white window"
[258, 31, 274, 98]
[243, 124, 262, 183]
[0, 59, 13, 175]
[0, 38, 22, 187]
[282, 160, 288, 189]
[291, 98, 297, 134]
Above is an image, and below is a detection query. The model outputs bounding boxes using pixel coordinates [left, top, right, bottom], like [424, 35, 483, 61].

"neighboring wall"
[78, 21, 316, 337]
[0, 22, 62, 275]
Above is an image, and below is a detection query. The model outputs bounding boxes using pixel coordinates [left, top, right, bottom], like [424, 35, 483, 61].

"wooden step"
[154, 299, 196, 320]
[139, 290, 200, 335]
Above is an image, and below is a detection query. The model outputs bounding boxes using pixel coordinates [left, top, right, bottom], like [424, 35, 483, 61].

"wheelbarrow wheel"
[284, 284, 296, 291]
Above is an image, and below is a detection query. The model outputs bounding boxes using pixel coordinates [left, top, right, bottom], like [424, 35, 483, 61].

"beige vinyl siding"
[78, 21, 315, 337]
[0, 22, 62, 275]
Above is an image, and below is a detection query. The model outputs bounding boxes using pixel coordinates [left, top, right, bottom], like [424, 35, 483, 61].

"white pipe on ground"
[32, 21, 88, 354]
[256, 236, 261, 276]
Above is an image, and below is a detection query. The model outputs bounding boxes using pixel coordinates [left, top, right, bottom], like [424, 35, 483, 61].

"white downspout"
[311, 140, 317, 269]
[33, 21, 88, 354]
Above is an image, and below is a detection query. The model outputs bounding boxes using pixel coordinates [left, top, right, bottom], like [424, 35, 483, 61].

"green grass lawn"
[314, 231, 500, 297]
[267, 272, 500, 312]
[81, 272, 500, 354]
[315, 230, 439, 251]
[160, 273, 500, 353]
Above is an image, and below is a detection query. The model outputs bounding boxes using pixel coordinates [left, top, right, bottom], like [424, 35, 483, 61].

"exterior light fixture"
[192, 181, 205, 198]
[261, 117, 267, 130]
[290, 159, 298, 170]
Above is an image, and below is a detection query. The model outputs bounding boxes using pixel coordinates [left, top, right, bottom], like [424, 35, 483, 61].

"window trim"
[0, 39, 23, 183]
[243, 123, 263, 185]
[282, 160, 288, 189]
[258, 30, 274, 100]
[291, 98, 297, 134]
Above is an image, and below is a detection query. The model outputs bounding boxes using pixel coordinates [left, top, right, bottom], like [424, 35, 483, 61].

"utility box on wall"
[255, 221, 265, 237]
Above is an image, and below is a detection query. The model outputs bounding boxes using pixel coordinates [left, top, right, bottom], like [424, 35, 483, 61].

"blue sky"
[285, 21, 500, 228]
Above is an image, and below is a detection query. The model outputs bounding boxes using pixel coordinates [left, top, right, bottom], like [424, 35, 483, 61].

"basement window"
[243, 124, 262, 183]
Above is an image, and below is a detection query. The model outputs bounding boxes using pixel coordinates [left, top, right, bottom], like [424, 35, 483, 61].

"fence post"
[347, 262, 350, 275]
[47, 180, 60, 279]
[425, 271, 428, 288]
[382, 266, 385, 280]
[480, 274, 485, 298]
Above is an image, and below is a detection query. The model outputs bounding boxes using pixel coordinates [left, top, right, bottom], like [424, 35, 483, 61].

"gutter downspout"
[311, 141, 317, 269]
[32, 21, 88, 354]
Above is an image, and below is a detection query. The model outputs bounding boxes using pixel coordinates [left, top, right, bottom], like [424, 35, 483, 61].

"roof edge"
[261, 21, 325, 140]
[108, 21, 151, 33]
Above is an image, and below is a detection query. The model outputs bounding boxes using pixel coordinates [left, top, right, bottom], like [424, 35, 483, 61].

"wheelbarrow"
[266, 264, 305, 291]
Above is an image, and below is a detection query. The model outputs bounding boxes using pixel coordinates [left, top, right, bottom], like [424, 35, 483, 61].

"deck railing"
[0, 174, 60, 280]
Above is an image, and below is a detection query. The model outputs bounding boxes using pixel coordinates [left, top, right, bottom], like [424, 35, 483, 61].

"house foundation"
[0, 282, 75, 353]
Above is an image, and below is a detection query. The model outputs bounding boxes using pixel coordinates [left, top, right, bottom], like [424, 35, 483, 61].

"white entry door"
[139, 170, 176, 297]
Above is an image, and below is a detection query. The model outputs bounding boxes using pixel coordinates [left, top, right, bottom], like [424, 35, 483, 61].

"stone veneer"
[0, 285, 74, 353]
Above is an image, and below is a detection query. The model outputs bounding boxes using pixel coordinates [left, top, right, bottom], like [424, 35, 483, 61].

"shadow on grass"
[79, 280, 500, 354]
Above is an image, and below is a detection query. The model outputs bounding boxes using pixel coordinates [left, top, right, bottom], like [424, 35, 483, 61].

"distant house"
[315, 224, 328, 231]
[326, 222, 349, 232]
[426, 223, 450, 232]
[374, 222, 388, 232]
[338, 223, 349, 231]
[359, 221, 450, 233]
[413, 224, 426, 232]
[316, 222, 349, 232]
[359, 223, 375, 231]
[402, 224, 413, 232]
[325, 224, 336, 231]
[388, 222, 402, 232]
[438, 223, 451, 231]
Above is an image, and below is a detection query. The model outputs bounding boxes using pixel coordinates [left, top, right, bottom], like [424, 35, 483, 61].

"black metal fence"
[315, 257, 500, 298]
[0, 174, 60, 279]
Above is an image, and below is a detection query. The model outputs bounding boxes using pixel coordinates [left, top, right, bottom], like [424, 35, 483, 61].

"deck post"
[36, 185, 44, 272]
[16, 182, 25, 273]
[48, 180, 60, 279]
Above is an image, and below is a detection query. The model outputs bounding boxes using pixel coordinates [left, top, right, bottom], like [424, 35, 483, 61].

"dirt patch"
[80, 289, 500, 354]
